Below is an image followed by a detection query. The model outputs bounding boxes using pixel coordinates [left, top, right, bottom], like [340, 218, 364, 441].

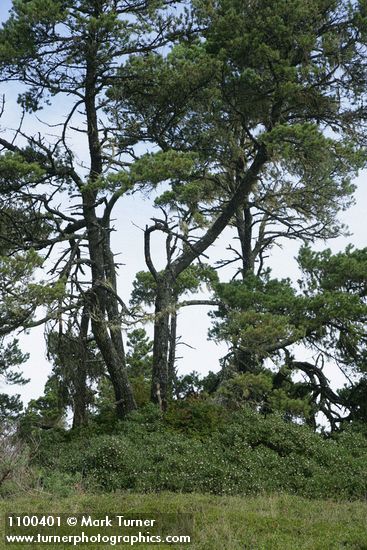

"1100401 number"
[7, 515, 61, 527]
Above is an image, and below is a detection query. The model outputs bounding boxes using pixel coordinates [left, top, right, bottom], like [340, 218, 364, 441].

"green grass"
[1, 493, 367, 549]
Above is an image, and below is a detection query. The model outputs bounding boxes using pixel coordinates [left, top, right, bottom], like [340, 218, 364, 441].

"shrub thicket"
[26, 403, 367, 500]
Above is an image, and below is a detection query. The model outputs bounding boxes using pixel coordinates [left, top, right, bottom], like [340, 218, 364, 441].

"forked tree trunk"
[82, 42, 137, 418]
[150, 148, 268, 408]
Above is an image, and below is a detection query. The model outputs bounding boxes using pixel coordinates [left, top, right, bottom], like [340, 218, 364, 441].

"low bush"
[164, 397, 228, 436]
[27, 405, 367, 499]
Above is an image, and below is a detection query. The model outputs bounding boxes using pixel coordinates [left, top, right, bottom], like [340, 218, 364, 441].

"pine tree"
[109, 0, 367, 407]
[0, 0, 186, 418]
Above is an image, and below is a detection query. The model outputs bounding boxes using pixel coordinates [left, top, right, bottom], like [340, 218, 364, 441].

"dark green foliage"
[174, 371, 206, 398]
[298, 246, 367, 371]
[210, 248, 367, 361]
[339, 378, 367, 423]
[126, 329, 153, 379]
[125, 329, 154, 407]
[114, 0, 366, 234]
[0, 339, 29, 385]
[1, 0, 367, 506]
[0, 394, 23, 421]
[28, 405, 367, 499]
[0, 249, 62, 336]
[0, 339, 29, 420]
[216, 371, 313, 421]
[208, 246, 367, 427]
[164, 397, 227, 435]
[209, 273, 304, 357]
[19, 376, 67, 435]
[45, 329, 105, 427]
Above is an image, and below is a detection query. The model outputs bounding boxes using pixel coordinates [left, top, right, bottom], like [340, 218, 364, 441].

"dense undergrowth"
[3, 401, 367, 500]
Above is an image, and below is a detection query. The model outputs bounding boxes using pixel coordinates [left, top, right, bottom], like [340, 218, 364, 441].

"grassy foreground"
[1, 493, 367, 549]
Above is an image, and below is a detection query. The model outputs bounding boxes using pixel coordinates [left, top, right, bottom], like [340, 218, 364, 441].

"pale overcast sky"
[0, 0, 366, 408]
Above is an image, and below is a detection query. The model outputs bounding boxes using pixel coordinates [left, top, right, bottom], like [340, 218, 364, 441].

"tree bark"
[82, 40, 136, 418]
[151, 273, 175, 410]
[234, 205, 258, 372]
[72, 307, 89, 429]
[235, 205, 254, 277]
[168, 305, 178, 396]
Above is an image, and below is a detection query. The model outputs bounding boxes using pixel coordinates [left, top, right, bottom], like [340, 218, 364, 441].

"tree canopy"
[0, 0, 366, 431]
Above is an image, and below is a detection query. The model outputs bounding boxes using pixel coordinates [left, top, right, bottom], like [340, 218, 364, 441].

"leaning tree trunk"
[102, 223, 137, 416]
[149, 147, 268, 409]
[90, 312, 137, 418]
[83, 188, 136, 418]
